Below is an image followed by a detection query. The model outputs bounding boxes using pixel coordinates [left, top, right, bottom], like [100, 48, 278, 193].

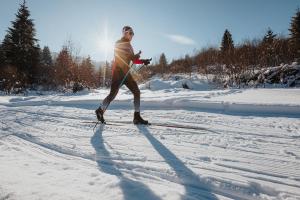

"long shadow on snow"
[91, 125, 161, 200]
[137, 125, 218, 200]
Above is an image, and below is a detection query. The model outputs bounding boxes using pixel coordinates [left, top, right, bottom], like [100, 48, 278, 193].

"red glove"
[133, 50, 142, 64]
[133, 59, 143, 64]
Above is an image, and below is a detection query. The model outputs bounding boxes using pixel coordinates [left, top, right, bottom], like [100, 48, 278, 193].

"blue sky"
[0, 0, 299, 63]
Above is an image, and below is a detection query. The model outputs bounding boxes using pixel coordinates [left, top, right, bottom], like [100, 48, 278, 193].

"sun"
[99, 37, 114, 55]
[98, 24, 114, 60]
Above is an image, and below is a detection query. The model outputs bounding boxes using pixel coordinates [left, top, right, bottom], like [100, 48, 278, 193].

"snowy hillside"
[0, 77, 300, 200]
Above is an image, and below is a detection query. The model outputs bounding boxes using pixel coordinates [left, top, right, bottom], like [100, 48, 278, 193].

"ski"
[82, 120, 207, 131]
[82, 121, 125, 126]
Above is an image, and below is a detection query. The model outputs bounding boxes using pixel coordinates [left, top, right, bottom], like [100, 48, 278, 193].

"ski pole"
[94, 61, 150, 130]
[118, 59, 151, 90]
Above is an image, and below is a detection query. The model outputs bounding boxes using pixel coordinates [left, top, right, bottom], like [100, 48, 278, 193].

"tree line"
[1, 1, 300, 93]
[144, 8, 300, 85]
[0, 1, 109, 93]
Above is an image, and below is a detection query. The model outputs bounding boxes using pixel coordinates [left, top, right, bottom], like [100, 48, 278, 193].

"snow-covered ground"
[0, 77, 300, 200]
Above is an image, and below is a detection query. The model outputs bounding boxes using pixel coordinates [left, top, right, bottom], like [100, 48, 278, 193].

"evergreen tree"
[0, 42, 4, 90]
[1, 34, 18, 91]
[41, 46, 53, 67]
[261, 28, 277, 66]
[1, 34, 12, 66]
[3, 0, 40, 87]
[220, 29, 235, 75]
[289, 8, 300, 59]
[37, 46, 53, 86]
[221, 29, 234, 54]
[262, 28, 277, 44]
[159, 53, 168, 74]
[0, 43, 4, 67]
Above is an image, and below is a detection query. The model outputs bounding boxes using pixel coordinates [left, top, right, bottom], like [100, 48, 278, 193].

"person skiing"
[95, 26, 150, 124]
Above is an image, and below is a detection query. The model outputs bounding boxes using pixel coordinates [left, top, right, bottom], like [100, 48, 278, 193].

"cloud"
[165, 34, 196, 45]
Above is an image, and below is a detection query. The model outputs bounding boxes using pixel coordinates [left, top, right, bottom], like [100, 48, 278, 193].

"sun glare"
[98, 24, 114, 60]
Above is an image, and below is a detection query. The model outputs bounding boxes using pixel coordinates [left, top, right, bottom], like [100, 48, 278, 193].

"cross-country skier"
[95, 26, 151, 124]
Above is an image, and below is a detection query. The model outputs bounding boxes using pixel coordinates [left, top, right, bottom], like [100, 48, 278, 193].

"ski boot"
[95, 107, 105, 124]
[133, 112, 149, 125]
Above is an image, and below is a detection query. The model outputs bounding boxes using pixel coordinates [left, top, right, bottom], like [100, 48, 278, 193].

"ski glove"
[141, 58, 152, 66]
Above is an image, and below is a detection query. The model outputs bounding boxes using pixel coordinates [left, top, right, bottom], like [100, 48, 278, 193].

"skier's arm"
[131, 51, 152, 65]
[131, 50, 142, 64]
[133, 57, 152, 65]
[114, 41, 138, 66]
[133, 58, 152, 65]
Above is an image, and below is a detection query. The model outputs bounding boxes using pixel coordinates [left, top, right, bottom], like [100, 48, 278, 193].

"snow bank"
[140, 74, 216, 91]
[233, 63, 300, 88]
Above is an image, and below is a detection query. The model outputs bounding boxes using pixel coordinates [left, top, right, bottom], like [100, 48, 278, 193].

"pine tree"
[3, 0, 40, 87]
[41, 46, 53, 67]
[0, 43, 4, 67]
[262, 28, 277, 44]
[261, 28, 277, 66]
[1, 34, 18, 91]
[221, 29, 234, 54]
[220, 29, 235, 76]
[0, 42, 4, 89]
[1, 34, 12, 66]
[289, 8, 300, 59]
[37, 46, 53, 86]
[159, 53, 168, 75]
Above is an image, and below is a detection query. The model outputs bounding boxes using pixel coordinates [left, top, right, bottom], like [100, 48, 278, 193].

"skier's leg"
[101, 74, 120, 112]
[96, 69, 122, 123]
[125, 75, 148, 124]
[124, 74, 140, 112]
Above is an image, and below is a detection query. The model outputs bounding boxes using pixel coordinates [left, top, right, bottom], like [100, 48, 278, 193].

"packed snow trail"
[0, 100, 300, 200]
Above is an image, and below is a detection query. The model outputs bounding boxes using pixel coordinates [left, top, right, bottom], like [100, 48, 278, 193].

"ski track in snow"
[0, 101, 300, 200]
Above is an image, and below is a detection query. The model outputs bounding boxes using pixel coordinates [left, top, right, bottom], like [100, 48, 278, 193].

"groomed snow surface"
[0, 75, 300, 200]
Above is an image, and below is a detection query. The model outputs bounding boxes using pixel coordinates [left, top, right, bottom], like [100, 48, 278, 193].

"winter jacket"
[113, 37, 142, 74]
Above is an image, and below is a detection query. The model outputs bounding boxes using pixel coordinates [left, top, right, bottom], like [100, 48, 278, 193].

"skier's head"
[122, 26, 134, 41]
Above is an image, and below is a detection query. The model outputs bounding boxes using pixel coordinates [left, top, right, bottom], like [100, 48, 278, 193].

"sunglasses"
[126, 31, 134, 36]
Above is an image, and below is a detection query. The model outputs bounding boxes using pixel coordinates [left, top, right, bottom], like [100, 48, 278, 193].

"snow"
[139, 74, 215, 91]
[0, 76, 300, 200]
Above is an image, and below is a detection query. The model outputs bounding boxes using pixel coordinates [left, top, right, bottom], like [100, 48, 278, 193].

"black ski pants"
[101, 67, 140, 112]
